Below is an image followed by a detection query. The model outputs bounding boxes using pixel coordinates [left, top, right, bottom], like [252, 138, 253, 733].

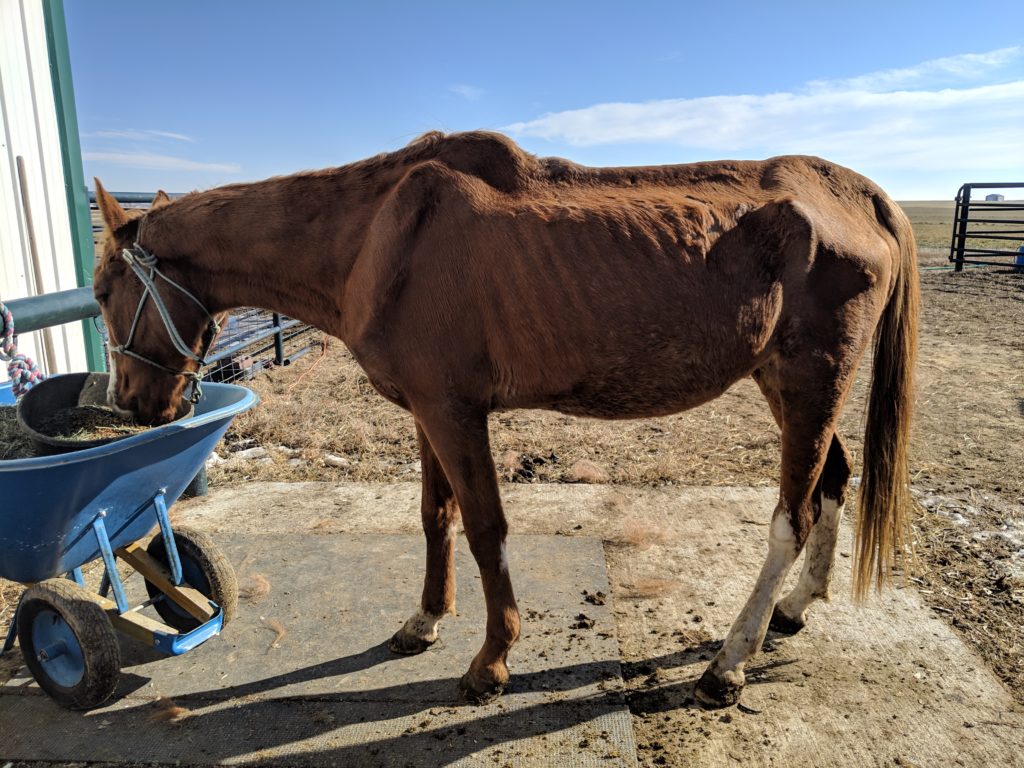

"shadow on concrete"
[20, 636, 798, 767]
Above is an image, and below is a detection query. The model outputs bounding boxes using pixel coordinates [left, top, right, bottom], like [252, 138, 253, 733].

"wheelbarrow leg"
[152, 491, 183, 586]
[92, 512, 130, 614]
[2, 592, 23, 653]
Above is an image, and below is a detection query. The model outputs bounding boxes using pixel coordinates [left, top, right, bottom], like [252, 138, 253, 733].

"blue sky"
[67, 1, 1024, 199]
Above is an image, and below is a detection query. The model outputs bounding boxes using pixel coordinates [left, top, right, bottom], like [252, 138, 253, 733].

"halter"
[111, 243, 220, 404]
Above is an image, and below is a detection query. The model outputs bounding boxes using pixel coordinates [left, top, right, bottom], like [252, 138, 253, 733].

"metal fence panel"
[949, 183, 1024, 270]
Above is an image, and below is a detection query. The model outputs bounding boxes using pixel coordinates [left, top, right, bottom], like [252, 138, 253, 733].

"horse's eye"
[95, 293, 109, 306]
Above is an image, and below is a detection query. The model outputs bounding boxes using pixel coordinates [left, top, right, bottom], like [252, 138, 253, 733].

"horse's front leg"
[389, 423, 461, 654]
[415, 402, 520, 703]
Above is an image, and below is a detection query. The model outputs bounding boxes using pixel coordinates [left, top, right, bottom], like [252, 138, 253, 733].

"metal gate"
[949, 183, 1024, 270]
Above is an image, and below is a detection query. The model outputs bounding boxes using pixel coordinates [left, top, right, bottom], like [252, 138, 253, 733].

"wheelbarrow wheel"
[145, 526, 238, 631]
[17, 579, 121, 710]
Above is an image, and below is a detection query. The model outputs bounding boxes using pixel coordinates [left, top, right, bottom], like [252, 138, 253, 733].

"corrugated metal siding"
[0, 0, 87, 377]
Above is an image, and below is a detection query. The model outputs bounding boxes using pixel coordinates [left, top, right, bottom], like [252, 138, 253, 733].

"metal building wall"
[0, 0, 88, 377]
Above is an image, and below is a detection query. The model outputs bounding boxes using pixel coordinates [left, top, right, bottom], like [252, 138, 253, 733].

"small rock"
[234, 447, 268, 460]
[275, 445, 302, 458]
[568, 459, 609, 484]
[324, 454, 351, 469]
[205, 452, 225, 468]
[500, 450, 520, 470]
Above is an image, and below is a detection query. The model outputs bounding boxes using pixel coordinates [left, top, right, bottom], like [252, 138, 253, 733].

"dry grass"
[619, 578, 680, 599]
[910, 504, 1024, 698]
[213, 339, 783, 488]
[620, 516, 671, 550]
[149, 695, 190, 724]
[238, 573, 271, 603]
[262, 617, 288, 650]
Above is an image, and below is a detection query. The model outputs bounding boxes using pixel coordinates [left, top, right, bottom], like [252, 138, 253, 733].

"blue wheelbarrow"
[1, 373, 257, 709]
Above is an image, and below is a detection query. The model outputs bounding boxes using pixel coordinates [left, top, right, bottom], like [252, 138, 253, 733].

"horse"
[92, 130, 918, 708]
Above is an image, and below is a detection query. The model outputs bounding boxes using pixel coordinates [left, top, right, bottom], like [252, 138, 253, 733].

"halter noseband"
[111, 243, 220, 404]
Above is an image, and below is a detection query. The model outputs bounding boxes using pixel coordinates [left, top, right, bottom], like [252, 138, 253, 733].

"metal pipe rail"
[949, 182, 1024, 270]
[4, 287, 99, 334]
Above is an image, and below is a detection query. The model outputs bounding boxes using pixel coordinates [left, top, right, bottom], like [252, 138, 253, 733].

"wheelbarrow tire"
[145, 526, 238, 631]
[17, 579, 121, 710]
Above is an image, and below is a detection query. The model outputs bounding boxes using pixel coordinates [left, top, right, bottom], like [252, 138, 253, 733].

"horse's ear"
[95, 178, 128, 230]
[151, 189, 172, 209]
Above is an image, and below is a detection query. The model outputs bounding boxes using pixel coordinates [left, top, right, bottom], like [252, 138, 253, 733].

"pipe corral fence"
[949, 182, 1024, 271]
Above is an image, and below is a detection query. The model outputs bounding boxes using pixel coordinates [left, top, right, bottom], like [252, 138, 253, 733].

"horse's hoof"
[694, 668, 742, 709]
[458, 670, 506, 705]
[768, 605, 805, 635]
[388, 629, 435, 655]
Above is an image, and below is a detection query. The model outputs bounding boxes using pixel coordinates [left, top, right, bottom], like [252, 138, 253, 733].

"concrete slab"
[3, 481, 1023, 768]
[0, 533, 637, 766]
[174, 482, 1024, 766]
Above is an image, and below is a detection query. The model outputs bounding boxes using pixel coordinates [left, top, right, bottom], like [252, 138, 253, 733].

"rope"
[1, 301, 45, 397]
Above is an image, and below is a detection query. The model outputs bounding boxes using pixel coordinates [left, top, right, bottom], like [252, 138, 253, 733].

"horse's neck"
[150, 172, 387, 337]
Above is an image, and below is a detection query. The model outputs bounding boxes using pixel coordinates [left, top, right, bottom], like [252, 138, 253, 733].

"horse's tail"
[853, 195, 920, 600]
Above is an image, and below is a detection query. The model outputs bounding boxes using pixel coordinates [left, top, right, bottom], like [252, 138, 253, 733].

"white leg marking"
[399, 608, 445, 644]
[713, 511, 801, 683]
[777, 496, 845, 622]
[498, 539, 509, 574]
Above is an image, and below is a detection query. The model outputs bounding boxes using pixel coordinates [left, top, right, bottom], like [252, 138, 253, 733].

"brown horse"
[92, 130, 918, 708]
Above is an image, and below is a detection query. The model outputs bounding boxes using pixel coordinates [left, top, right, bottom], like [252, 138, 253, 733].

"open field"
[899, 199, 1024, 258]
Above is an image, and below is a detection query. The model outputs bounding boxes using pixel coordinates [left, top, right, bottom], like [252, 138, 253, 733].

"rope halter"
[110, 243, 220, 404]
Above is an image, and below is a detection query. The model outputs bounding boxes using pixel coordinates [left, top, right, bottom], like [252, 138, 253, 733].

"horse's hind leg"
[696, 351, 861, 708]
[770, 435, 852, 633]
[752, 366, 853, 634]
[389, 422, 461, 654]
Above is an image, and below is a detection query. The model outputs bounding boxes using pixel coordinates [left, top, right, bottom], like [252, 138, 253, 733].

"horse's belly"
[539, 351, 755, 419]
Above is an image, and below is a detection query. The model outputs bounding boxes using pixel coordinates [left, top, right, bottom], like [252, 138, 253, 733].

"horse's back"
[358, 140, 907, 417]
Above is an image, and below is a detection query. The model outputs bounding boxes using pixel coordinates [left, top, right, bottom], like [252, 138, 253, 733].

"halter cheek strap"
[110, 244, 221, 404]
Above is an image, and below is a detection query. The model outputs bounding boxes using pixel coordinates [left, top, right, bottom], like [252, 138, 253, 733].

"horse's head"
[93, 180, 219, 425]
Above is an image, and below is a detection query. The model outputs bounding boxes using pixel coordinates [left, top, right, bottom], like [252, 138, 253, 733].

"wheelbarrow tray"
[0, 379, 257, 584]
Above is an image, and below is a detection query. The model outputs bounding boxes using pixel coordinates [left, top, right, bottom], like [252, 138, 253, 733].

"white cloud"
[83, 152, 240, 173]
[450, 83, 484, 101]
[504, 47, 1024, 180]
[808, 46, 1021, 92]
[91, 129, 196, 142]
[144, 130, 196, 142]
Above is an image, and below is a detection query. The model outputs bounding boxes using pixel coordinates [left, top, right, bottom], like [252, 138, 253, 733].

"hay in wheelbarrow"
[34, 404, 147, 442]
[15, 373, 191, 455]
[0, 406, 34, 460]
[1, 403, 146, 460]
